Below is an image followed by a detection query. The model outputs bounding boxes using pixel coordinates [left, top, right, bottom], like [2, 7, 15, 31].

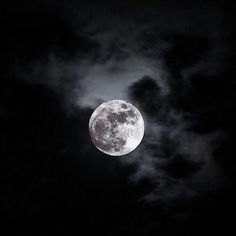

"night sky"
[1, 0, 236, 235]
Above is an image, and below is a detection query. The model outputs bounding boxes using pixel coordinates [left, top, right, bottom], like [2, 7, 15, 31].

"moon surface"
[89, 100, 145, 156]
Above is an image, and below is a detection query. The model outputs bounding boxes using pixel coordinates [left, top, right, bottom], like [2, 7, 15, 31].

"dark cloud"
[128, 76, 165, 118]
[164, 153, 201, 179]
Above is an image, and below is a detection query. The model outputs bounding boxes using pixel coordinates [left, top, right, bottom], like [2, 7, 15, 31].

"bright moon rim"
[89, 100, 145, 156]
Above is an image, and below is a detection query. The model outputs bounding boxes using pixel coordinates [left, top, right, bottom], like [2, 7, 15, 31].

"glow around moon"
[89, 100, 145, 156]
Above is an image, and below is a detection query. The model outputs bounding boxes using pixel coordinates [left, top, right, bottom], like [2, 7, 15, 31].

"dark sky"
[1, 0, 236, 235]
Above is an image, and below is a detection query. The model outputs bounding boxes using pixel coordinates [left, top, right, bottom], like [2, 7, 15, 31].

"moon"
[89, 100, 145, 156]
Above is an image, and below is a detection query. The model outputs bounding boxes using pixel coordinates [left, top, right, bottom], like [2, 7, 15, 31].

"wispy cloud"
[15, 0, 227, 205]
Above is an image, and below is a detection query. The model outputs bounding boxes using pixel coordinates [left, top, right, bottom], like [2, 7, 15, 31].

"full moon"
[89, 100, 145, 156]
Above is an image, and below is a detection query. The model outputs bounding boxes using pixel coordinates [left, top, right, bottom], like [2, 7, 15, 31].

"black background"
[1, 0, 236, 235]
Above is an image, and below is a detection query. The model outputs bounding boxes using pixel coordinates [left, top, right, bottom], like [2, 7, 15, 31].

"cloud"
[124, 78, 224, 203]
[14, 0, 229, 205]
